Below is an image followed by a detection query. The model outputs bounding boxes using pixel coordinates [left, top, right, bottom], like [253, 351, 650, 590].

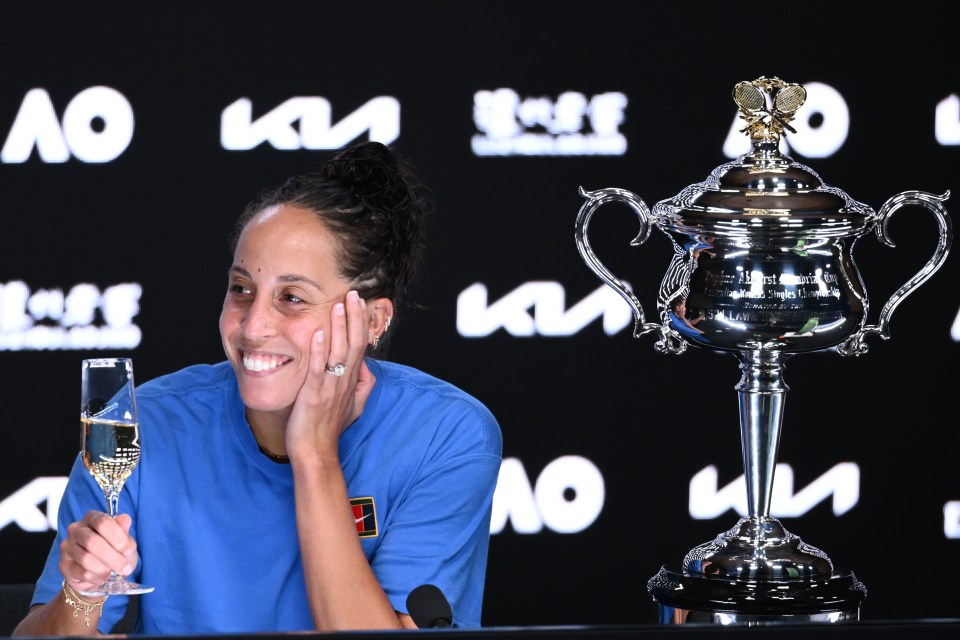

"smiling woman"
[220, 204, 368, 429]
[13, 142, 503, 637]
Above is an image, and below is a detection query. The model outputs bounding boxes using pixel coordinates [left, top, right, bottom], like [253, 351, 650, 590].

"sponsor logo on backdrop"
[945, 501, 960, 538]
[491, 456, 605, 534]
[0, 477, 67, 532]
[935, 94, 960, 145]
[221, 96, 400, 150]
[472, 88, 627, 156]
[1, 86, 133, 163]
[457, 282, 632, 337]
[0, 281, 141, 350]
[689, 463, 860, 519]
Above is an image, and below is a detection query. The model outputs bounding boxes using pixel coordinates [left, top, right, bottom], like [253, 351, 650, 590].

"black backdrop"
[0, 0, 957, 628]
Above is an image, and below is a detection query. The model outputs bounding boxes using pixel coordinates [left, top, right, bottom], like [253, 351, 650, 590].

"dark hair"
[230, 142, 432, 354]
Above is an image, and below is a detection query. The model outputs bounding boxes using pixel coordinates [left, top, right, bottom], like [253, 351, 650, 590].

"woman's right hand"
[286, 290, 376, 462]
[58, 511, 138, 593]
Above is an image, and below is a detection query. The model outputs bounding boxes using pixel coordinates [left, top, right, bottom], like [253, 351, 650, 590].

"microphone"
[406, 584, 454, 628]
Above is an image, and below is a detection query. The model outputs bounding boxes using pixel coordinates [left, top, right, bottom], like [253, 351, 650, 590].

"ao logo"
[1, 86, 134, 163]
[946, 501, 960, 538]
[490, 456, 605, 534]
[935, 94, 960, 144]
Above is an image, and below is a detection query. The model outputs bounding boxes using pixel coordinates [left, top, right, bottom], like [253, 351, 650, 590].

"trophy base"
[648, 564, 866, 626]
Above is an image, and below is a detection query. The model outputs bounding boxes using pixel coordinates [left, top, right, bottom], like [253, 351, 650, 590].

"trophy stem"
[646, 349, 866, 624]
[735, 349, 789, 521]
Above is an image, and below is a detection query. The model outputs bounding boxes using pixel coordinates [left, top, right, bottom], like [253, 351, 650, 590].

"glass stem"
[106, 489, 120, 518]
[106, 488, 123, 581]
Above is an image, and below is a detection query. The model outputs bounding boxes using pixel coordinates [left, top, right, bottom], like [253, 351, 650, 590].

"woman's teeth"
[243, 355, 284, 371]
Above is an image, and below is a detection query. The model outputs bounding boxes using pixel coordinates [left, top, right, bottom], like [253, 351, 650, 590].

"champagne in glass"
[78, 357, 154, 596]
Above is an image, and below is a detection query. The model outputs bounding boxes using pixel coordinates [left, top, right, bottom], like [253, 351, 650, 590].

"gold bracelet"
[61, 580, 108, 628]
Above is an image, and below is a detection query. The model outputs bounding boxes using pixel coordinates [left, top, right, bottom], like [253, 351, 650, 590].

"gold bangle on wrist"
[61, 580, 108, 628]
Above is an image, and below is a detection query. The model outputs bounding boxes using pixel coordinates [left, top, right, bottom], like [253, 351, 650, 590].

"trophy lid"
[653, 76, 877, 239]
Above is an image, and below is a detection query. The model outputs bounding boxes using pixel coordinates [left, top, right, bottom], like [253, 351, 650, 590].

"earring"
[384, 316, 392, 332]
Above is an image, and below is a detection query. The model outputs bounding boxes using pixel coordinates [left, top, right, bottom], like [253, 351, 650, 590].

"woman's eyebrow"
[229, 266, 322, 291]
[277, 274, 324, 291]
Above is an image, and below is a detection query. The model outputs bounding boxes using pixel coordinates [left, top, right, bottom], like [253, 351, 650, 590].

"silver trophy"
[574, 76, 952, 624]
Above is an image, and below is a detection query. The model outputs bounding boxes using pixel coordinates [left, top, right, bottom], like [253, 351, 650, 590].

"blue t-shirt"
[33, 359, 502, 633]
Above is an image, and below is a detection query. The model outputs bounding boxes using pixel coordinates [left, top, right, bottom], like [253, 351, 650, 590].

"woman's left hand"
[286, 290, 376, 460]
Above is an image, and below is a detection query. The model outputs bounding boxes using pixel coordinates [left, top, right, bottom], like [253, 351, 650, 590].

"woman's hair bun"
[320, 141, 413, 216]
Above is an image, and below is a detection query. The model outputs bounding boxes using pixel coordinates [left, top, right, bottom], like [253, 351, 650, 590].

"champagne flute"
[79, 357, 154, 596]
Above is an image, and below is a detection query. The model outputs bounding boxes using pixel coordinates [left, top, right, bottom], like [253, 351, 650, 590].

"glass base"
[78, 575, 154, 597]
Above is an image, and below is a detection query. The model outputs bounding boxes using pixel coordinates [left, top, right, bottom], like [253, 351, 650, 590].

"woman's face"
[219, 204, 351, 416]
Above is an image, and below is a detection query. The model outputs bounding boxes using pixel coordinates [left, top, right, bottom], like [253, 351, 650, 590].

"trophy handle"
[839, 190, 953, 356]
[575, 186, 665, 340]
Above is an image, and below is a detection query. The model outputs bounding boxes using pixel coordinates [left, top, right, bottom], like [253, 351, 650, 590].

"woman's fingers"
[324, 297, 348, 375]
[291, 290, 370, 449]
[324, 290, 366, 381]
[60, 512, 137, 584]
